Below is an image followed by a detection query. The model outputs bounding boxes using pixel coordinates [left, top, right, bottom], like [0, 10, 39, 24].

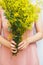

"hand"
[18, 39, 29, 51]
[10, 40, 17, 54]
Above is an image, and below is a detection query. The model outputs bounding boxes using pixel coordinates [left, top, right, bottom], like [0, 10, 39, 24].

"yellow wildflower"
[14, 12, 19, 17]
[7, 33, 13, 40]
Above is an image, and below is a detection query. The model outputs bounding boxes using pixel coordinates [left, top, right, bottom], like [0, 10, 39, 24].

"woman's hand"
[10, 40, 17, 54]
[10, 39, 29, 54]
[18, 39, 29, 51]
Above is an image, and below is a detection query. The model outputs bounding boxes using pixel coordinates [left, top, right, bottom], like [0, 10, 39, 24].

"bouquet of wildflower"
[0, 0, 40, 54]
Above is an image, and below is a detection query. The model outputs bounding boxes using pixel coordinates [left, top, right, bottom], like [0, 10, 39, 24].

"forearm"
[0, 35, 11, 48]
[27, 32, 43, 44]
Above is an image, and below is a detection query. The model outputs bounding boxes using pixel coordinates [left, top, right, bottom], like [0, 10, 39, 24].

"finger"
[11, 49, 17, 54]
[19, 45, 27, 50]
[18, 43, 25, 50]
[11, 40, 16, 45]
[21, 45, 27, 50]
[22, 43, 29, 49]
[10, 43, 15, 48]
[12, 50, 17, 54]
[18, 42, 28, 50]
[11, 47, 16, 52]
[11, 47, 16, 50]
[18, 41, 24, 47]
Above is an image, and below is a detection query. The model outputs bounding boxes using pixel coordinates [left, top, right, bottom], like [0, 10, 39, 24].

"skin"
[0, 9, 43, 53]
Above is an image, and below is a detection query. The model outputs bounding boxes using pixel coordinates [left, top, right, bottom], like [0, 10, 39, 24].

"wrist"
[26, 38, 30, 44]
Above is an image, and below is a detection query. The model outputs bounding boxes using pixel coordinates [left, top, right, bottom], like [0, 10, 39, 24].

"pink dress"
[0, 9, 39, 65]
